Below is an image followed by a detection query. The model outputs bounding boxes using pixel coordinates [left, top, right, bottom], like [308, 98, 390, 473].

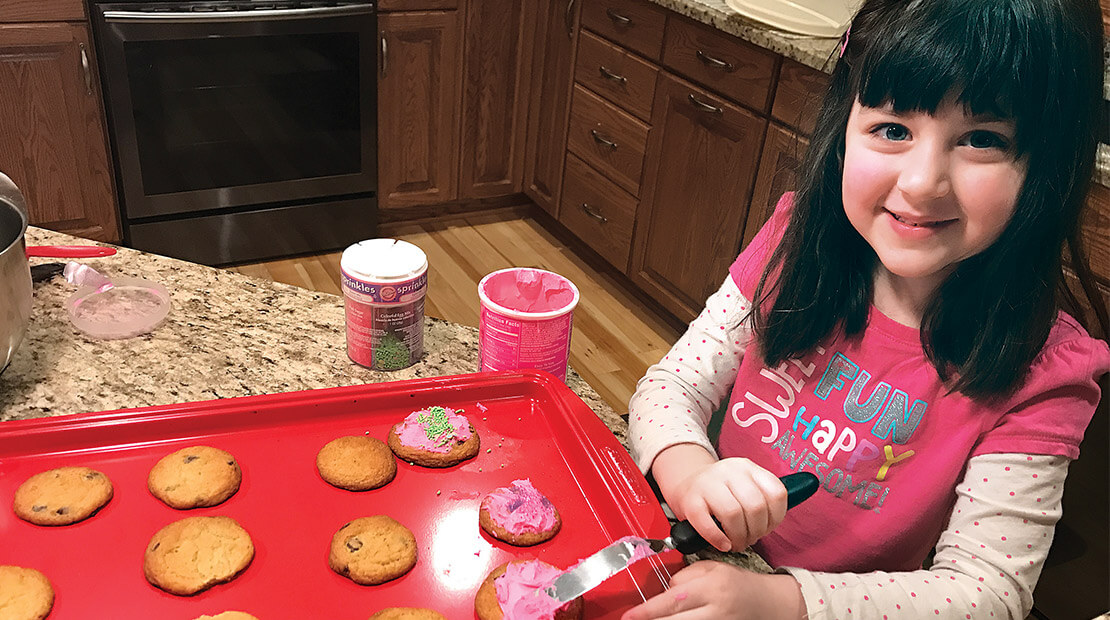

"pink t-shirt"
[718, 193, 1110, 573]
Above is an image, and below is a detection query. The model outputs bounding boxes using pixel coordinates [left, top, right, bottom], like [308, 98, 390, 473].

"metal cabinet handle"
[688, 93, 722, 115]
[566, 0, 576, 38]
[606, 8, 633, 26]
[581, 203, 608, 223]
[696, 49, 734, 72]
[79, 44, 92, 95]
[598, 65, 627, 84]
[380, 32, 388, 77]
[590, 129, 618, 150]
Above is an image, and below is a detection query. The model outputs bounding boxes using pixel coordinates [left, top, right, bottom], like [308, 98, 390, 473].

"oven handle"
[102, 3, 374, 23]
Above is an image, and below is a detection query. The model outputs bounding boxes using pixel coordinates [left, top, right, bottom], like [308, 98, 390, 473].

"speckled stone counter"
[0, 227, 617, 433]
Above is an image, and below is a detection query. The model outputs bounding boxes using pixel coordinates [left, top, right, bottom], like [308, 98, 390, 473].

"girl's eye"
[874, 123, 910, 141]
[964, 130, 1010, 150]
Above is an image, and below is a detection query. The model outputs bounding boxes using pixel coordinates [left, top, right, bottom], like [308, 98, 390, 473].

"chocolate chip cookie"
[193, 613, 259, 620]
[328, 515, 417, 585]
[0, 565, 54, 620]
[316, 436, 397, 491]
[148, 446, 241, 509]
[144, 515, 254, 596]
[13, 466, 113, 526]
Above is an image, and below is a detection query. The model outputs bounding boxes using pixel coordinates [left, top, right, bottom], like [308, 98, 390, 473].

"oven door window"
[125, 33, 360, 196]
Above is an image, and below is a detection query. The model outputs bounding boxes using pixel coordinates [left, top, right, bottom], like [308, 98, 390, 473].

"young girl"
[624, 0, 1110, 618]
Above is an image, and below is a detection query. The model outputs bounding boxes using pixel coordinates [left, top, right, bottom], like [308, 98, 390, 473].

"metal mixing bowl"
[0, 172, 34, 373]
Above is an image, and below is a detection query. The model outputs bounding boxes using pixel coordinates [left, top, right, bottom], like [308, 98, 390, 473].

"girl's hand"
[620, 562, 806, 620]
[653, 446, 788, 552]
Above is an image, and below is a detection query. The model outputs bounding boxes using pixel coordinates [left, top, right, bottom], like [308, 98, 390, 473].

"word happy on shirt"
[733, 349, 920, 513]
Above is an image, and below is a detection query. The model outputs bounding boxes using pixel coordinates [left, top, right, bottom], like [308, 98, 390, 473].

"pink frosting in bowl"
[494, 560, 572, 620]
[394, 406, 473, 453]
[481, 479, 558, 534]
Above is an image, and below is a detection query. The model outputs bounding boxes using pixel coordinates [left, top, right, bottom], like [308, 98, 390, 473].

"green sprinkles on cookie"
[417, 406, 456, 446]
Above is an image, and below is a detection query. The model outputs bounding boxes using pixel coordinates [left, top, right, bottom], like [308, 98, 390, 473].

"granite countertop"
[652, 0, 1110, 187]
[0, 227, 618, 430]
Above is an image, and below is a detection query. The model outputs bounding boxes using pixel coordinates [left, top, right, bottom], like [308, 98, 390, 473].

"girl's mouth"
[885, 209, 956, 228]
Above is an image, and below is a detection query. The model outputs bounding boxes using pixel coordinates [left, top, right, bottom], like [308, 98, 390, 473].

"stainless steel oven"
[92, 0, 377, 265]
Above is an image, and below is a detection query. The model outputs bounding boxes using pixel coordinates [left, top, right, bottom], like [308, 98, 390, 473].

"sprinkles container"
[341, 239, 427, 370]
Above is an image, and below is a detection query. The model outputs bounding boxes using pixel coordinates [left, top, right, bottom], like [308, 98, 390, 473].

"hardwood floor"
[228, 209, 685, 414]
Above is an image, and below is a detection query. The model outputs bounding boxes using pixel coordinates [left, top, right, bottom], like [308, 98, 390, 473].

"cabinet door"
[378, 11, 461, 208]
[522, 0, 580, 217]
[459, 0, 532, 198]
[744, 122, 808, 247]
[631, 72, 765, 322]
[0, 23, 118, 241]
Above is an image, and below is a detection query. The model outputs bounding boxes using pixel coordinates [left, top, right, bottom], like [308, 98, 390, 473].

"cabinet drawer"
[567, 84, 650, 196]
[581, 0, 667, 62]
[771, 59, 829, 135]
[560, 153, 638, 271]
[662, 14, 777, 113]
[575, 30, 658, 122]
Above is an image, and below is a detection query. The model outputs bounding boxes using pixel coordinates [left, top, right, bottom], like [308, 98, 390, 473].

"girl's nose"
[897, 143, 952, 200]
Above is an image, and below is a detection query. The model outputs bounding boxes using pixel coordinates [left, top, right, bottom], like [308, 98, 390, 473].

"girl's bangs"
[853, 2, 1043, 136]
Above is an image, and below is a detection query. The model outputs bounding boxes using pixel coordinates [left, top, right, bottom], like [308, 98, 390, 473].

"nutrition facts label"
[478, 308, 572, 381]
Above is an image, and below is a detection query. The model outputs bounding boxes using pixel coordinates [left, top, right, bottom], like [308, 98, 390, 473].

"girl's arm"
[628, 275, 754, 475]
[780, 453, 1067, 620]
[629, 276, 784, 552]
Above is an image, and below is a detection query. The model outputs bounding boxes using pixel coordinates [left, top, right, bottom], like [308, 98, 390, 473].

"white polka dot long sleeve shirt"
[627, 277, 1073, 619]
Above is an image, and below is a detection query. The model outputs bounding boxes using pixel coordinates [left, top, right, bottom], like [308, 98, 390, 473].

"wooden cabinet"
[377, 10, 462, 208]
[0, 20, 118, 241]
[744, 123, 808, 247]
[458, 0, 533, 199]
[580, 0, 667, 62]
[772, 58, 828, 135]
[559, 153, 638, 270]
[661, 14, 777, 113]
[1034, 183, 1110, 619]
[522, 0, 581, 217]
[566, 85, 650, 196]
[574, 30, 658, 122]
[631, 72, 765, 321]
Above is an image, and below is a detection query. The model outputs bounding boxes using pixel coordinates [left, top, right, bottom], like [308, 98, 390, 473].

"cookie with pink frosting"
[387, 406, 480, 468]
[474, 560, 583, 620]
[479, 479, 561, 546]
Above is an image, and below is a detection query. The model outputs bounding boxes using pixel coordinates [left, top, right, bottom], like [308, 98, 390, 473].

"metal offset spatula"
[544, 472, 820, 604]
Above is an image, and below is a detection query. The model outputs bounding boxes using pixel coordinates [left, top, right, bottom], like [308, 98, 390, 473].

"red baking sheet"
[0, 370, 683, 619]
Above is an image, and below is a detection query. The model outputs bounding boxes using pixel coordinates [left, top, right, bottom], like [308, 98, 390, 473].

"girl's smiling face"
[842, 98, 1027, 300]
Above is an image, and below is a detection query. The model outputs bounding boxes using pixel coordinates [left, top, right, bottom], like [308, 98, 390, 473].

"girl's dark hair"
[752, 0, 1107, 399]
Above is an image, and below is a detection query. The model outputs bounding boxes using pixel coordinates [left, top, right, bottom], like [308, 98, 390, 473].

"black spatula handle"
[669, 472, 820, 554]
